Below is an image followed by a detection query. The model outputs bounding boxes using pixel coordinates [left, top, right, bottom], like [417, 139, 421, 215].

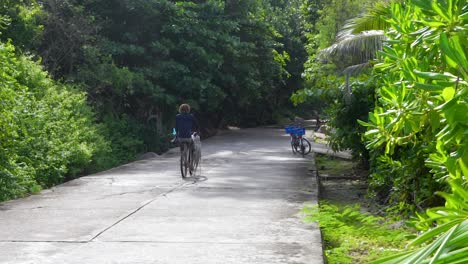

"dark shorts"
[178, 138, 192, 151]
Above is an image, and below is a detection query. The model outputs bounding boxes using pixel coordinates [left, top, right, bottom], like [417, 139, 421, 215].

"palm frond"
[343, 62, 372, 77]
[338, 1, 392, 41]
[319, 1, 393, 66]
[370, 220, 468, 264]
[320, 30, 385, 62]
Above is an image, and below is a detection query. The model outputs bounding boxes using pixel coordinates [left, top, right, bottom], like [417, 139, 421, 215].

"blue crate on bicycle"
[293, 128, 305, 136]
[285, 125, 301, 134]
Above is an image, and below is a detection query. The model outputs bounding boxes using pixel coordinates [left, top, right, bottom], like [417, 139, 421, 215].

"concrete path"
[0, 128, 322, 264]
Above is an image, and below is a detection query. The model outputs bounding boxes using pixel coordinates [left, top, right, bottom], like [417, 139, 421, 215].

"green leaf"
[413, 0, 432, 10]
[460, 159, 468, 179]
[415, 82, 445, 91]
[449, 180, 468, 201]
[357, 119, 372, 127]
[460, 12, 468, 20]
[414, 70, 454, 80]
[429, 224, 457, 263]
[442, 87, 456, 101]
[436, 247, 468, 263]
[369, 251, 415, 264]
[440, 33, 468, 71]
[431, 1, 451, 21]
[410, 219, 463, 246]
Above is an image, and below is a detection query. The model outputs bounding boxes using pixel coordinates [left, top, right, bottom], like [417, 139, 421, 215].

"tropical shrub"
[359, 0, 467, 211]
[0, 41, 108, 201]
[356, 0, 468, 262]
[327, 78, 375, 166]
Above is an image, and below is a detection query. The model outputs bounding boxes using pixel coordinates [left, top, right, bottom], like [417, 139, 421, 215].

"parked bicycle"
[285, 125, 312, 157]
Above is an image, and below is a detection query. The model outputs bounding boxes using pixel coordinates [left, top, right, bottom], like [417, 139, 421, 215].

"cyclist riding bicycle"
[175, 104, 200, 178]
[175, 103, 199, 146]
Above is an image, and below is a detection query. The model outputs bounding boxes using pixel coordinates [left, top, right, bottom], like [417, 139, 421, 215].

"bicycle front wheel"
[188, 147, 194, 176]
[191, 149, 201, 175]
[290, 137, 297, 154]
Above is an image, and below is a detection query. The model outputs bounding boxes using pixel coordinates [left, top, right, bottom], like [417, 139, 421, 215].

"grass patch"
[315, 154, 354, 176]
[303, 202, 414, 263]
[309, 154, 414, 263]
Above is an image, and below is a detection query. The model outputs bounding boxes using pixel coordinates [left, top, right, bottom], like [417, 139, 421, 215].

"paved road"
[0, 128, 323, 264]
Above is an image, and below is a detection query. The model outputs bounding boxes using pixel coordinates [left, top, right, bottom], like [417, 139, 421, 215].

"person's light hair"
[179, 104, 190, 113]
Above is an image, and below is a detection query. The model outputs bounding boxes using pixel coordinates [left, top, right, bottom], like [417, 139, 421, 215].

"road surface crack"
[89, 181, 190, 242]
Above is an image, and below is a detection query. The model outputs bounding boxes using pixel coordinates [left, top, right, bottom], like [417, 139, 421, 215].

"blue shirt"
[175, 113, 198, 138]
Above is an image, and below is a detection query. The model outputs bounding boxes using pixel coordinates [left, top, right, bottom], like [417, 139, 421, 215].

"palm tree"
[321, 0, 392, 62]
[319, 1, 392, 102]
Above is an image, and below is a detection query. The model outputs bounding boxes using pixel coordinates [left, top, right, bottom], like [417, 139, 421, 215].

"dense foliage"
[291, 0, 377, 164]
[359, 0, 467, 213]
[36, 0, 310, 162]
[0, 0, 311, 200]
[0, 42, 108, 201]
[360, 0, 468, 262]
[298, 0, 467, 262]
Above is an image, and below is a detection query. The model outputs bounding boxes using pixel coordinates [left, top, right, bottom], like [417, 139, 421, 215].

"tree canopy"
[0, 0, 310, 200]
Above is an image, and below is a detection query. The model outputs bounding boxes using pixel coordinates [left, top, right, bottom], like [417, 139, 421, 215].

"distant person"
[175, 103, 199, 149]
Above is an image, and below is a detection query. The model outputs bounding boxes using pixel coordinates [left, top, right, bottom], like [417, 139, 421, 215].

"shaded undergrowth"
[303, 202, 413, 263]
[304, 155, 414, 263]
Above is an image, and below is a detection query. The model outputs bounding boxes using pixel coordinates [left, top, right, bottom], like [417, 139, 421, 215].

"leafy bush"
[359, 0, 467, 212]
[0, 41, 109, 200]
[94, 114, 145, 170]
[357, 0, 468, 262]
[0, 0, 44, 50]
[327, 79, 375, 166]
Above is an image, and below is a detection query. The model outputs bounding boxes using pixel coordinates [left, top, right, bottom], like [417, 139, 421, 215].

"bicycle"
[178, 132, 201, 178]
[285, 126, 312, 157]
[286, 126, 299, 154]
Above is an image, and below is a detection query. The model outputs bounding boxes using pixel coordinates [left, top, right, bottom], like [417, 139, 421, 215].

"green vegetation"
[357, 0, 467, 215]
[309, 149, 411, 263]
[303, 202, 412, 264]
[0, 42, 108, 201]
[298, 0, 467, 263]
[1, 0, 466, 262]
[292, 0, 377, 165]
[315, 154, 354, 176]
[0, 0, 312, 201]
[355, 2, 468, 261]
[371, 179, 468, 263]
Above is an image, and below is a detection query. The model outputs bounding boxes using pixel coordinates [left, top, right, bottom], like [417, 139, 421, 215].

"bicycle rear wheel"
[300, 138, 312, 157]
